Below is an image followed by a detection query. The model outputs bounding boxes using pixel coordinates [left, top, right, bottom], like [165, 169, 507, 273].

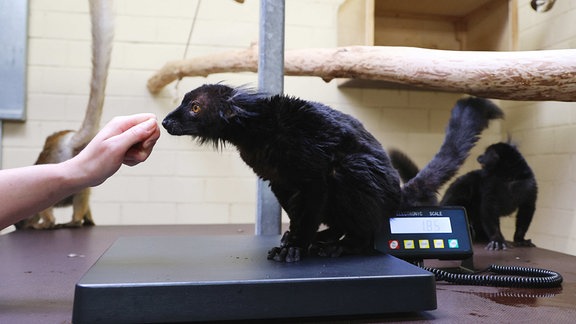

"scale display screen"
[375, 206, 473, 260]
[390, 217, 452, 234]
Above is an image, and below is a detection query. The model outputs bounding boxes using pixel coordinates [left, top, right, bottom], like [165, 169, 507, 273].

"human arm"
[0, 113, 161, 230]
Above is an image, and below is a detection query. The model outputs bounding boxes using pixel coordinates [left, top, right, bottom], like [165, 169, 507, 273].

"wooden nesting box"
[337, 0, 518, 88]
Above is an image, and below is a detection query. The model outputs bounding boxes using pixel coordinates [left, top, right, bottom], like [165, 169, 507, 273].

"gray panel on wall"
[0, 0, 28, 121]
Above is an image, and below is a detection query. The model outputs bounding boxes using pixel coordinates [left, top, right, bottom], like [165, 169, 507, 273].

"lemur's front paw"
[267, 246, 303, 262]
[267, 230, 306, 262]
[485, 240, 508, 251]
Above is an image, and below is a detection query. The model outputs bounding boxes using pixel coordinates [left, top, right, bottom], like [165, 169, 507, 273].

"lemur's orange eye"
[190, 103, 201, 114]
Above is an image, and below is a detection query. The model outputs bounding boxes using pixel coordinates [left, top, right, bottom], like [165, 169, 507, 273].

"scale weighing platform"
[72, 235, 436, 323]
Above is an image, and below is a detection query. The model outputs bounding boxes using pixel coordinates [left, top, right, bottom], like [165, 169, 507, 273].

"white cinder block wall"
[4, 0, 484, 227]
[0, 0, 501, 228]
[3, 0, 575, 257]
[497, 1, 576, 255]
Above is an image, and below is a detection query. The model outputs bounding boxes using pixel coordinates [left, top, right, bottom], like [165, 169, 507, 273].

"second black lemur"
[163, 84, 503, 262]
[391, 142, 538, 250]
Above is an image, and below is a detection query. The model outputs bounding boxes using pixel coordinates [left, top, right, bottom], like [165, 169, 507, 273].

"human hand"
[71, 113, 161, 187]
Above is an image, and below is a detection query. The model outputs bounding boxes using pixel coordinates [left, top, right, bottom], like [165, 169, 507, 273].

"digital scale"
[376, 206, 473, 262]
[72, 207, 473, 323]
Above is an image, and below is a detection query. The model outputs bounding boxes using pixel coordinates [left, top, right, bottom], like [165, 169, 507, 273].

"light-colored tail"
[69, 0, 115, 149]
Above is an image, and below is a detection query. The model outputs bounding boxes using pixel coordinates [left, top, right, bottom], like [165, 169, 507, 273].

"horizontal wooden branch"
[147, 45, 576, 102]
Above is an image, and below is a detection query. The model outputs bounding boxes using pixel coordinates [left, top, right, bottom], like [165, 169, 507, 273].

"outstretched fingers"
[93, 113, 157, 141]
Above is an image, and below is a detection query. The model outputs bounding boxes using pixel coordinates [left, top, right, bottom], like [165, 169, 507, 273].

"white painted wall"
[7, 0, 576, 258]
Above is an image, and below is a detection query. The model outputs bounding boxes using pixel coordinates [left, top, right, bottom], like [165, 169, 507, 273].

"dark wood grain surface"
[1, 225, 574, 323]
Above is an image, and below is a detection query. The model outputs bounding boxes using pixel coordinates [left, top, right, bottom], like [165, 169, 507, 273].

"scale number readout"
[389, 217, 453, 234]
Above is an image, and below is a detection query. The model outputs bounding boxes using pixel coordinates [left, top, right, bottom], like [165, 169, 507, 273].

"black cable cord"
[421, 264, 563, 288]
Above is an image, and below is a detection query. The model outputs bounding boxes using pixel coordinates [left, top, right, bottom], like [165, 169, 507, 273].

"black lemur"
[391, 142, 537, 250]
[162, 84, 503, 262]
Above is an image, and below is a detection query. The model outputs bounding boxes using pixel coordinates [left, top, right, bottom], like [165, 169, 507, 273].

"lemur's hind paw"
[309, 242, 344, 258]
[513, 239, 536, 247]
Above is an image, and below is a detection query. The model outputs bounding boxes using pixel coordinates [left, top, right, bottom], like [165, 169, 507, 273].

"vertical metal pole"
[0, 122, 3, 169]
[255, 0, 285, 235]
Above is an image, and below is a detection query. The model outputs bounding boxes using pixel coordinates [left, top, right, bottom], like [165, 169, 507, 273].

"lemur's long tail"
[389, 149, 419, 184]
[69, 0, 114, 149]
[394, 97, 504, 207]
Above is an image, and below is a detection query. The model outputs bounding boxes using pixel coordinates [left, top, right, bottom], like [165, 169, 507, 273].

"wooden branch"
[147, 45, 576, 102]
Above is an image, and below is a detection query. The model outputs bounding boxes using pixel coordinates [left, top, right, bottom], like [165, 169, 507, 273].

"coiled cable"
[422, 264, 563, 288]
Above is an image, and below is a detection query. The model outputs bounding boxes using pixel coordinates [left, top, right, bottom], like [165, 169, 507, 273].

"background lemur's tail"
[69, 0, 114, 149]
[395, 97, 504, 207]
[389, 149, 420, 184]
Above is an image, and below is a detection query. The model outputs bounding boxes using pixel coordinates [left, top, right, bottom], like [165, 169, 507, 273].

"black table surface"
[1, 224, 575, 323]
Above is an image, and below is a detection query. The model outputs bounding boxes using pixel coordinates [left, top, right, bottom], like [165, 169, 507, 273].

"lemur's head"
[477, 142, 529, 178]
[163, 84, 260, 148]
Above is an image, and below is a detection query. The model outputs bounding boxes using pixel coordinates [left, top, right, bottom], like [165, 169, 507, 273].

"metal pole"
[0, 122, 3, 169]
[255, 0, 284, 235]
